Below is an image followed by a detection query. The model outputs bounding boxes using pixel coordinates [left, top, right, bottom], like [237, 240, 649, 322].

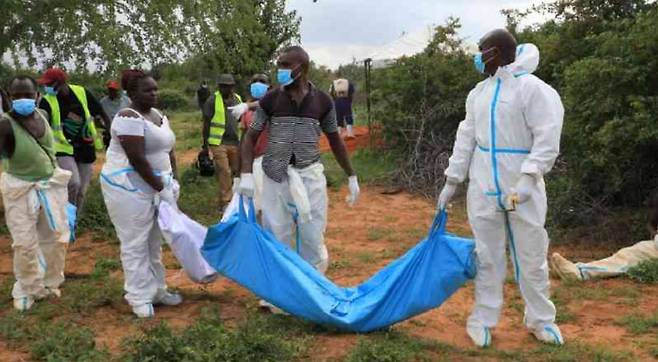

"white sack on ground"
[157, 202, 219, 284]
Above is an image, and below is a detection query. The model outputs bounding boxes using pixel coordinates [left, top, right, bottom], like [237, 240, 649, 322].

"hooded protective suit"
[444, 44, 564, 334]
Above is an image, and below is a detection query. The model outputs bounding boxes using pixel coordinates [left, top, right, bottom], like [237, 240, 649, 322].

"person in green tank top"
[0, 76, 72, 312]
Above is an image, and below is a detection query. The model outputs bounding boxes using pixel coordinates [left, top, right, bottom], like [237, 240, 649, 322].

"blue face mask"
[473, 47, 497, 74]
[277, 68, 297, 86]
[250, 82, 268, 99]
[44, 86, 57, 96]
[12, 98, 36, 116]
[473, 53, 486, 74]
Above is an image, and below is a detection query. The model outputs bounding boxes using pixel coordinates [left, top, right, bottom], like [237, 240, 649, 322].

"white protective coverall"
[445, 44, 564, 333]
[100, 109, 176, 307]
[552, 233, 658, 280]
[261, 162, 329, 273]
[252, 156, 265, 213]
[1, 167, 71, 300]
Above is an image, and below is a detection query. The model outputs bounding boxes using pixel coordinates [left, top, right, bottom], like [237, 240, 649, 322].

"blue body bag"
[201, 198, 476, 333]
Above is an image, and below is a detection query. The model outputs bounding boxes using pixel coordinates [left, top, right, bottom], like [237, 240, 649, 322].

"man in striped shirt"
[239, 46, 360, 276]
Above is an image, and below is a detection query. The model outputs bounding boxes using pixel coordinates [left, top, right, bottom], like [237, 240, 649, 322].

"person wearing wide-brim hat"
[201, 73, 244, 211]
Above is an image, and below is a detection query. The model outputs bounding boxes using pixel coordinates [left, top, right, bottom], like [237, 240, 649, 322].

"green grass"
[627, 259, 658, 283]
[61, 274, 123, 314]
[122, 307, 312, 362]
[177, 167, 222, 225]
[346, 331, 434, 362]
[323, 148, 400, 189]
[618, 312, 658, 334]
[168, 110, 204, 152]
[77, 178, 117, 243]
[367, 227, 392, 241]
[0, 310, 109, 361]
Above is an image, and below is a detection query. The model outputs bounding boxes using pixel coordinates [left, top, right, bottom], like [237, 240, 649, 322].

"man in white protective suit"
[437, 29, 565, 347]
[238, 46, 360, 313]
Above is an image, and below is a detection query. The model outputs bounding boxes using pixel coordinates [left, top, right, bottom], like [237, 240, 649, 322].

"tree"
[1, 0, 299, 75]
[169, 0, 300, 84]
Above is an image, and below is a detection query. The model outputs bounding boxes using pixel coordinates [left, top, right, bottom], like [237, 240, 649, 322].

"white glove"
[154, 186, 177, 210]
[232, 177, 241, 194]
[238, 173, 255, 197]
[171, 179, 180, 201]
[437, 180, 458, 210]
[346, 175, 360, 206]
[508, 174, 537, 207]
[228, 103, 249, 119]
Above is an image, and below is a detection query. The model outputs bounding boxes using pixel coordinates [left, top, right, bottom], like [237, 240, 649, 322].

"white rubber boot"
[133, 303, 155, 318]
[466, 323, 492, 348]
[532, 324, 565, 345]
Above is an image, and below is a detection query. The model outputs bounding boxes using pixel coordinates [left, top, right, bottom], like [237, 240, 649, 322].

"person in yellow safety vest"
[201, 73, 243, 211]
[38, 68, 111, 213]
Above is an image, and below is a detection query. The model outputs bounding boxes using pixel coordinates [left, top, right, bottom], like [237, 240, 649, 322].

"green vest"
[43, 84, 104, 155]
[3, 111, 55, 182]
[209, 92, 242, 146]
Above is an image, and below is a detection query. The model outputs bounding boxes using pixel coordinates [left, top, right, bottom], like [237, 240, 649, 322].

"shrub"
[627, 259, 658, 283]
[158, 89, 192, 110]
[123, 308, 306, 362]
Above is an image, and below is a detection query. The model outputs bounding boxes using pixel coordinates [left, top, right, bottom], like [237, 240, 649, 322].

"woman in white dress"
[100, 69, 181, 318]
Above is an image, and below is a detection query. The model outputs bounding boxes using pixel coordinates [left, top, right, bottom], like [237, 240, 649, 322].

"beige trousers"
[210, 145, 240, 207]
[1, 169, 71, 299]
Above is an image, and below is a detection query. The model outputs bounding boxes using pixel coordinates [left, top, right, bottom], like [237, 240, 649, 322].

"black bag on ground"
[196, 150, 215, 176]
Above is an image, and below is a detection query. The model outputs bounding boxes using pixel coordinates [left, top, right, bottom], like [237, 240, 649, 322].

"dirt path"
[1, 126, 657, 360]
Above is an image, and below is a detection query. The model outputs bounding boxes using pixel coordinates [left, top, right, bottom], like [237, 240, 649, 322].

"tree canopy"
[1, 0, 299, 75]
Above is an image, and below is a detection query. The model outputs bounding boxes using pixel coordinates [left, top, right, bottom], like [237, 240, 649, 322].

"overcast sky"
[286, 0, 548, 69]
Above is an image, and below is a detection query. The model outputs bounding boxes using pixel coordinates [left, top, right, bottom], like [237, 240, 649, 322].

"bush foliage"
[372, 1, 658, 240]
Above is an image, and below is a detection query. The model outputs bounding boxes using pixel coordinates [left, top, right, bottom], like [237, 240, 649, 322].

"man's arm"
[0, 118, 13, 157]
[520, 84, 564, 178]
[327, 131, 355, 176]
[0, 89, 10, 113]
[444, 91, 477, 184]
[201, 96, 214, 150]
[86, 89, 111, 129]
[240, 107, 267, 173]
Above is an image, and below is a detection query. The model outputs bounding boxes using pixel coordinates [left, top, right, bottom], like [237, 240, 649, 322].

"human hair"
[282, 45, 310, 67]
[121, 69, 150, 98]
[8, 75, 38, 92]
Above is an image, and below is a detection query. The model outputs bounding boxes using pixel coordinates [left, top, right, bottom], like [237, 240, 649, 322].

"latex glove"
[154, 186, 178, 210]
[238, 173, 255, 197]
[437, 180, 458, 211]
[508, 174, 537, 207]
[228, 103, 249, 120]
[346, 175, 360, 206]
[232, 177, 241, 194]
[171, 179, 180, 201]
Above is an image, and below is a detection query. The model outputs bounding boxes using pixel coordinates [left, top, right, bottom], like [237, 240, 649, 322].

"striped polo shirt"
[250, 83, 338, 183]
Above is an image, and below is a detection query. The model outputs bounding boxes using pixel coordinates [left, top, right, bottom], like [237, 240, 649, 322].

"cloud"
[287, 0, 548, 69]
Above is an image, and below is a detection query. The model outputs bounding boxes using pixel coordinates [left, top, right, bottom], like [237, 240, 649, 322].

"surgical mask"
[44, 86, 57, 96]
[473, 47, 497, 74]
[277, 68, 297, 86]
[250, 82, 268, 99]
[11, 98, 36, 116]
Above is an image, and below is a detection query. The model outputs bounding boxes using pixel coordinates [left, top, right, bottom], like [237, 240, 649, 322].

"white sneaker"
[13, 297, 35, 312]
[551, 253, 582, 281]
[133, 303, 155, 318]
[466, 324, 492, 348]
[154, 291, 182, 306]
[47, 288, 62, 298]
[258, 299, 288, 315]
[533, 324, 564, 345]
